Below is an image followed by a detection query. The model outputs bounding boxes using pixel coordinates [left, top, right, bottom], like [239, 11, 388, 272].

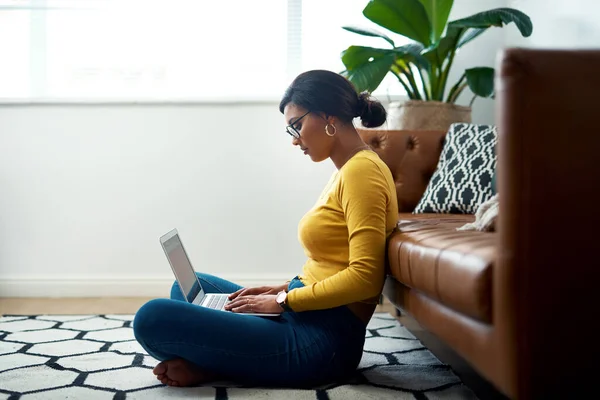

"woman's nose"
[292, 137, 301, 146]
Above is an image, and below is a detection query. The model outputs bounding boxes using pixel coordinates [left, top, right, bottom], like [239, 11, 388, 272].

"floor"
[0, 297, 163, 315]
[0, 297, 505, 400]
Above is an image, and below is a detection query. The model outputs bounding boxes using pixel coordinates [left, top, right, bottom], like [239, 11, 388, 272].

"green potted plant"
[341, 0, 533, 130]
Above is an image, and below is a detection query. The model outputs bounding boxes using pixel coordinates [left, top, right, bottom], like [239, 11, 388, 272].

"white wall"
[0, 103, 336, 296]
[506, 0, 600, 48]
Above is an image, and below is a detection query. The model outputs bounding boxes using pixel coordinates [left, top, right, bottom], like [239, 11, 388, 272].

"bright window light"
[0, 0, 408, 100]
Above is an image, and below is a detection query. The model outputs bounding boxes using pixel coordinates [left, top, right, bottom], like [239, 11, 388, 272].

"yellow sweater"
[286, 150, 398, 312]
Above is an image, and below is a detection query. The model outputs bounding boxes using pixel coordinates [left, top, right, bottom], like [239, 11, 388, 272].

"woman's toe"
[153, 362, 167, 375]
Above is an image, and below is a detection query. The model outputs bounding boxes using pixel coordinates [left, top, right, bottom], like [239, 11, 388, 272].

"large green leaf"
[342, 25, 395, 47]
[457, 27, 486, 48]
[449, 7, 533, 37]
[341, 54, 396, 93]
[422, 25, 464, 68]
[341, 46, 394, 70]
[393, 43, 430, 70]
[340, 44, 428, 93]
[363, 0, 432, 46]
[465, 67, 495, 97]
[418, 0, 453, 43]
[342, 44, 428, 71]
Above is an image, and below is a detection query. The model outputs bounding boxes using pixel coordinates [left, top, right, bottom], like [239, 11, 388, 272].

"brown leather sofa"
[359, 48, 600, 399]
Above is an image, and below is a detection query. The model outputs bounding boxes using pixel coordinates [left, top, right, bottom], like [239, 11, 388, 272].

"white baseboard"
[0, 274, 295, 298]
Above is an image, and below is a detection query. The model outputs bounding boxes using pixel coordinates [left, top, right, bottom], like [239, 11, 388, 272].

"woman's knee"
[170, 280, 185, 301]
[194, 272, 218, 285]
[133, 299, 173, 341]
[170, 273, 242, 300]
[170, 273, 212, 300]
[195, 273, 242, 294]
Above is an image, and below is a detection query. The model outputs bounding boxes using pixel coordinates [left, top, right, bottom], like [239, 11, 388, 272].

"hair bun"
[356, 91, 387, 128]
[357, 91, 370, 117]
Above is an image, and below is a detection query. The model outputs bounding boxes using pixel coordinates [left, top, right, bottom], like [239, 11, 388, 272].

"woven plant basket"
[385, 100, 472, 131]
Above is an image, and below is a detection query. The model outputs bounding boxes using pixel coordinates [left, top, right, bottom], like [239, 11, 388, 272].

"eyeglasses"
[285, 110, 310, 139]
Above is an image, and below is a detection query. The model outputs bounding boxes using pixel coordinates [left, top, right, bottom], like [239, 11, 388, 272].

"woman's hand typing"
[228, 283, 288, 301]
[224, 294, 283, 314]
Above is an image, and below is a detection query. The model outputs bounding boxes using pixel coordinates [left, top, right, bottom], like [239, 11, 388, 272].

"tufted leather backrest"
[358, 129, 447, 213]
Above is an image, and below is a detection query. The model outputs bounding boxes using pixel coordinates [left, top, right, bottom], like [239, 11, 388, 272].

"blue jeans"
[133, 273, 366, 387]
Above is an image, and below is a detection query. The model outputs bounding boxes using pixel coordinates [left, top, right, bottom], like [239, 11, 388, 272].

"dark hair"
[279, 70, 386, 128]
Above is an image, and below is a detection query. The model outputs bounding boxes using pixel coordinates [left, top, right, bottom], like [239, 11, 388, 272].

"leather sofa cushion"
[358, 129, 446, 213]
[388, 214, 496, 323]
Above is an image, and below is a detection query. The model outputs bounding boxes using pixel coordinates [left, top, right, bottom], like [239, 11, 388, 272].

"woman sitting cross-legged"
[133, 69, 399, 388]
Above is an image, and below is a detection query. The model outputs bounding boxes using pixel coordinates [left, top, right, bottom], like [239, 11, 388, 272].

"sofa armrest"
[496, 48, 600, 398]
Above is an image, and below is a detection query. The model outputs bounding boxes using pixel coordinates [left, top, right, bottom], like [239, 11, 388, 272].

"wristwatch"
[276, 290, 293, 312]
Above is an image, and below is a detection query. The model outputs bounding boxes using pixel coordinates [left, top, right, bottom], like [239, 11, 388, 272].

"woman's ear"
[318, 113, 337, 126]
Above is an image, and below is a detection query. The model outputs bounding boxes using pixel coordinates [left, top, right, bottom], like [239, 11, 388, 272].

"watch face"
[276, 291, 286, 304]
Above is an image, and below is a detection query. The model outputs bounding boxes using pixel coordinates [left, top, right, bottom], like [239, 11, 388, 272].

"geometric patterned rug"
[0, 313, 478, 399]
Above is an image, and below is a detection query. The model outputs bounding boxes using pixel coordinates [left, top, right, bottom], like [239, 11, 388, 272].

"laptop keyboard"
[206, 294, 229, 310]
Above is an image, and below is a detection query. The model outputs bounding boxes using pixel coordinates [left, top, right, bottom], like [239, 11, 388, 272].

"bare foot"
[152, 359, 220, 387]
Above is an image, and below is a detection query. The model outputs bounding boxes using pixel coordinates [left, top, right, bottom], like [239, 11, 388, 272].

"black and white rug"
[0, 313, 477, 399]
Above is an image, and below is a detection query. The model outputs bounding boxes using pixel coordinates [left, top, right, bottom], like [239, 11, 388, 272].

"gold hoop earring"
[325, 124, 337, 136]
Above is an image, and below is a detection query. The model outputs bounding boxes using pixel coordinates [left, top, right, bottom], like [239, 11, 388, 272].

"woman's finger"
[224, 296, 253, 310]
[224, 299, 243, 309]
[231, 303, 255, 313]
[228, 288, 245, 300]
[229, 287, 260, 300]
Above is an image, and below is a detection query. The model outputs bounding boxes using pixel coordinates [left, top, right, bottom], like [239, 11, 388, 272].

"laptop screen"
[162, 233, 202, 303]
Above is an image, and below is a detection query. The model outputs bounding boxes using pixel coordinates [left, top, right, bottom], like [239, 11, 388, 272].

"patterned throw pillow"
[413, 123, 498, 214]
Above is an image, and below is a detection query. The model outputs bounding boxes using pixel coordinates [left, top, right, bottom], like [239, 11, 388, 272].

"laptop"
[160, 229, 280, 317]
